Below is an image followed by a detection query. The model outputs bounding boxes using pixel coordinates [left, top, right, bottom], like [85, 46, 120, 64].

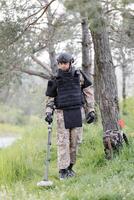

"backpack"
[103, 129, 129, 160]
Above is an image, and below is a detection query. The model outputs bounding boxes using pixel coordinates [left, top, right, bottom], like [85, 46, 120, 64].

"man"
[45, 52, 95, 180]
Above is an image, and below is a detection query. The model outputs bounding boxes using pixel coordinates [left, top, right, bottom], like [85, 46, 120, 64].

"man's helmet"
[57, 53, 74, 64]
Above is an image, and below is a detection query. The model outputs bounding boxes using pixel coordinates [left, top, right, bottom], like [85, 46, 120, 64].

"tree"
[91, 7, 120, 131]
[65, 0, 120, 132]
[81, 17, 92, 79]
[0, 0, 84, 87]
[106, 0, 134, 113]
[0, 0, 56, 89]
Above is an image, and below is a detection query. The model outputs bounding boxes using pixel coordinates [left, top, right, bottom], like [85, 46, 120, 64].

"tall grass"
[0, 98, 134, 199]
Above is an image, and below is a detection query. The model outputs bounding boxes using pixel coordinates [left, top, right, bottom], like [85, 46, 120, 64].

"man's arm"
[79, 71, 95, 113]
[45, 96, 55, 114]
[83, 85, 95, 113]
[45, 78, 57, 123]
[80, 70, 95, 123]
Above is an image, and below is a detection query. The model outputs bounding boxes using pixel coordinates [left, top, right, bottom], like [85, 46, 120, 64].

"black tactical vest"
[54, 68, 83, 109]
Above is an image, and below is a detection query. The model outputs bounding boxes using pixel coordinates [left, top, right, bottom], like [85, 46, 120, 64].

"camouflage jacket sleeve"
[45, 96, 55, 114]
[45, 79, 57, 114]
[80, 71, 95, 113]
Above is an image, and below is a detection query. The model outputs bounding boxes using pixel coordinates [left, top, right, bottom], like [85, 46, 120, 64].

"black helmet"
[57, 53, 74, 64]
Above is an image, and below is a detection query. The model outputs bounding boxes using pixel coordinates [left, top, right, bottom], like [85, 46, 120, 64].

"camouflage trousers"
[56, 109, 83, 170]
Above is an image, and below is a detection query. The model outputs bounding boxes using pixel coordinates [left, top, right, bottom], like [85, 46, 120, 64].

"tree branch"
[20, 68, 51, 80]
[105, 8, 120, 14]
[24, 5, 46, 21]
[32, 44, 47, 53]
[31, 55, 53, 76]
[9, 0, 56, 45]
[24, 0, 56, 32]
[36, 0, 44, 6]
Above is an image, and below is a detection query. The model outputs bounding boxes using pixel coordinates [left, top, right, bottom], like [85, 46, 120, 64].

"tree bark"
[120, 47, 127, 115]
[91, 22, 120, 132]
[94, 55, 100, 105]
[81, 17, 92, 79]
[45, 0, 57, 75]
[122, 64, 127, 114]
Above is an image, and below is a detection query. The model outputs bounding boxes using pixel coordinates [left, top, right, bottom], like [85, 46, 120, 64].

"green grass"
[0, 99, 134, 199]
[0, 123, 24, 136]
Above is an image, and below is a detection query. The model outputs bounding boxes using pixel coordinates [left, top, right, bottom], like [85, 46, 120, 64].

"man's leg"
[77, 107, 85, 145]
[69, 127, 82, 176]
[56, 109, 70, 179]
[77, 126, 83, 146]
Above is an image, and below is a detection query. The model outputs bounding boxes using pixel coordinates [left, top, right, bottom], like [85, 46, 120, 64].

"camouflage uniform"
[45, 72, 94, 170]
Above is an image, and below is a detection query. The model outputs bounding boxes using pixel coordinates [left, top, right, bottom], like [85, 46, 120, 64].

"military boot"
[67, 163, 76, 177]
[59, 168, 68, 180]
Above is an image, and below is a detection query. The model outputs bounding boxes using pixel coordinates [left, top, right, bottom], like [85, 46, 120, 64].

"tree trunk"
[91, 22, 120, 132]
[44, 0, 57, 75]
[81, 17, 92, 79]
[120, 47, 127, 115]
[94, 55, 100, 105]
[122, 64, 127, 115]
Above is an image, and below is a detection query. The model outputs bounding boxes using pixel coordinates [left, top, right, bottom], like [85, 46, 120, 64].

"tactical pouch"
[46, 79, 57, 97]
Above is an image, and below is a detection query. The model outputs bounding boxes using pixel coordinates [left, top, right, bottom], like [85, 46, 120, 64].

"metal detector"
[37, 123, 53, 187]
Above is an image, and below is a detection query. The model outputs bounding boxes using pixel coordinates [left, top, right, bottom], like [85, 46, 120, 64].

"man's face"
[58, 62, 70, 71]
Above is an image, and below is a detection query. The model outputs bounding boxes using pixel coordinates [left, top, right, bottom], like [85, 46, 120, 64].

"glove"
[45, 112, 53, 124]
[86, 111, 96, 124]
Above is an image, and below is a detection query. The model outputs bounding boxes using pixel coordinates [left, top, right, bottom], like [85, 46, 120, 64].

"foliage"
[0, 0, 82, 89]
[122, 12, 134, 47]
[120, 97, 134, 133]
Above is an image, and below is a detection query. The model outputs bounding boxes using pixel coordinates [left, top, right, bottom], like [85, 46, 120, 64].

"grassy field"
[0, 99, 134, 200]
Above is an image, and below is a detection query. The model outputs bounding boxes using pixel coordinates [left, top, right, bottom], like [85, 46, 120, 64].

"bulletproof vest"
[54, 68, 83, 109]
